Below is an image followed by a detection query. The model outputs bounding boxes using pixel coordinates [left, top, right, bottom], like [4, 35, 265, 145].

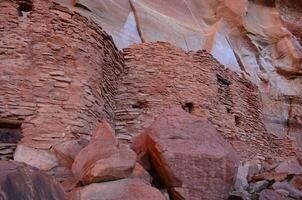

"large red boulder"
[72, 120, 136, 185]
[0, 160, 65, 200]
[132, 107, 239, 200]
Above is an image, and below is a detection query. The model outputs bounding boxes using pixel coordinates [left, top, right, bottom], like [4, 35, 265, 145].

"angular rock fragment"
[72, 120, 136, 185]
[272, 181, 302, 199]
[0, 160, 65, 200]
[275, 158, 302, 175]
[69, 178, 165, 200]
[259, 189, 287, 200]
[14, 144, 59, 171]
[132, 107, 239, 200]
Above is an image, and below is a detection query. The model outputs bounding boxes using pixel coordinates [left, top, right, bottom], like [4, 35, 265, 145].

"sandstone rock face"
[115, 41, 296, 160]
[132, 107, 240, 200]
[0, 160, 65, 200]
[70, 178, 166, 200]
[0, 0, 123, 171]
[72, 121, 136, 185]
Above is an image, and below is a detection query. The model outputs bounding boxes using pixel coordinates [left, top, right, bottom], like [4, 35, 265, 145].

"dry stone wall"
[115, 42, 296, 161]
[0, 0, 123, 154]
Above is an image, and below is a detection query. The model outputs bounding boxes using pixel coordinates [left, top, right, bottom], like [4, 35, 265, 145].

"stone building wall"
[115, 42, 296, 160]
[0, 0, 123, 166]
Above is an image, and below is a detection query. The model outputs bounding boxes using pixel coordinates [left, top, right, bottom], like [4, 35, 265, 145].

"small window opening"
[234, 115, 241, 126]
[132, 100, 147, 109]
[182, 102, 194, 113]
[17, 1, 33, 17]
[226, 107, 231, 113]
[0, 121, 23, 160]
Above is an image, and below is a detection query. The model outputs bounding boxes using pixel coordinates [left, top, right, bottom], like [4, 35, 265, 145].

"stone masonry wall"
[115, 42, 296, 161]
[0, 0, 123, 164]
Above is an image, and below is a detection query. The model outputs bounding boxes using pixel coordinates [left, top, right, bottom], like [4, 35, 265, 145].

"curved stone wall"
[0, 0, 123, 170]
[115, 42, 296, 160]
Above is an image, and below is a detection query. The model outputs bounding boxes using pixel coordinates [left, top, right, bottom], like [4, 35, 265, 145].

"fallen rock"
[132, 107, 239, 200]
[272, 181, 302, 199]
[72, 120, 136, 185]
[252, 171, 288, 182]
[72, 121, 118, 179]
[247, 180, 270, 194]
[81, 144, 136, 184]
[275, 158, 302, 175]
[245, 159, 262, 180]
[228, 190, 251, 200]
[275, 189, 290, 197]
[130, 162, 152, 184]
[69, 178, 165, 200]
[259, 189, 287, 200]
[290, 175, 302, 191]
[0, 160, 64, 200]
[234, 165, 249, 190]
[14, 144, 59, 171]
[52, 139, 87, 168]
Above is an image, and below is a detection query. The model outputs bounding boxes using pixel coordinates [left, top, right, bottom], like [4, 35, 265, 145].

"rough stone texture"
[0, 160, 65, 200]
[132, 107, 240, 200]
[115, 41, 296, 160]
[0, 0, 123, 169]
[72, 120, 136, 185]
[0, 126, 22, 160]
[69, 178, 166, 200]
[275, 158, 302, 175]
[259, 189, 287, 200]
[81, 144, 137, 185]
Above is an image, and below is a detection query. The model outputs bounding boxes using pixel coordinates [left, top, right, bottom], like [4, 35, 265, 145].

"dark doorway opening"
[0, 120, 23, 160]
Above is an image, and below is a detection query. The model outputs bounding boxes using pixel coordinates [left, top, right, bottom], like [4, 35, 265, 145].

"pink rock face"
[70, 178, 166, 200]
[132, 107, 240, 200]
[0, 160, 65, 200]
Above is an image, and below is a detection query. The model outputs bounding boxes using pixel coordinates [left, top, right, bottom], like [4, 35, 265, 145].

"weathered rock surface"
[14, 144, 59, 171]
[272, 181, 302, 199]
[275, 158, 302, 175]
[72, 121, 136, 185]
[132, 107, 239, 200]
[69, 178, 166, 200]
[0, 160, 65, 200]
[259, 189, 287, 200]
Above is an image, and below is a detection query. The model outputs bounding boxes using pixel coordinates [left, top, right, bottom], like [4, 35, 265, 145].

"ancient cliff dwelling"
[0, 0, 302, 199]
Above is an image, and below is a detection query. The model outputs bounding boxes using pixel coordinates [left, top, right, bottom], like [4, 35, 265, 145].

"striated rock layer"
[0, 0, 123, 175]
